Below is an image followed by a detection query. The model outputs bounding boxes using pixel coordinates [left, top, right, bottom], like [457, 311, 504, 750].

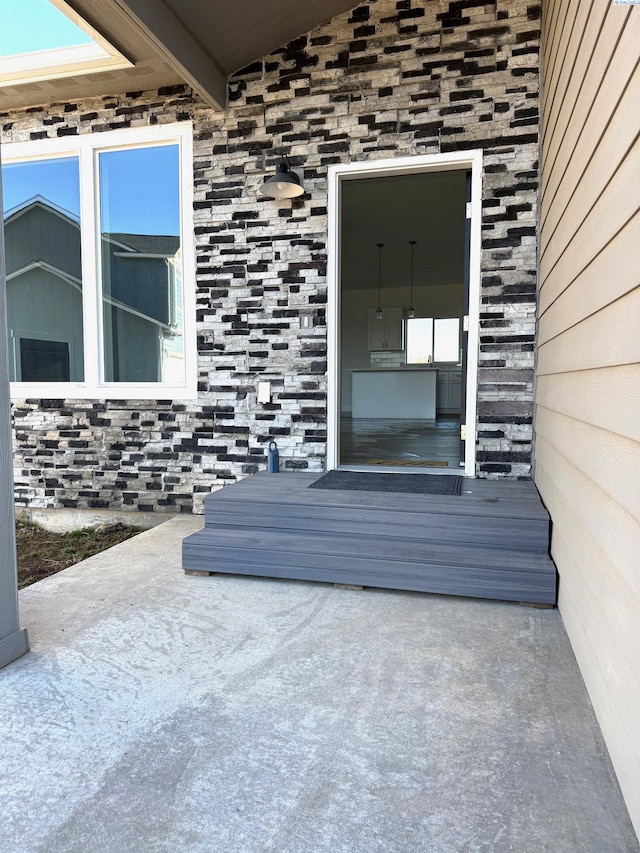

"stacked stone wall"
[1, 0, 540, 514]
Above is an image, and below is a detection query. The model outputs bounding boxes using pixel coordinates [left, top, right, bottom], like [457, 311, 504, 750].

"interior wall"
[536, 0, 640, 835]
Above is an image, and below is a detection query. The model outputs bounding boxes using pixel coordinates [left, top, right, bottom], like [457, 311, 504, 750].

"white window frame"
[405, 316, 462, 365]
[4, 122, 197, 400]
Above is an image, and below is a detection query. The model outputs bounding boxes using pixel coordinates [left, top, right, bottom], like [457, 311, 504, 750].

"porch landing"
[6, 517, 638, 851]
[182, 473, 557, 605]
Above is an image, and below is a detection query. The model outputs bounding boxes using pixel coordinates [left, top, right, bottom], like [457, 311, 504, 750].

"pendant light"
[376, 242, 384, 319]
[259, 155, 304, 199]
[408, 240, 416, 319]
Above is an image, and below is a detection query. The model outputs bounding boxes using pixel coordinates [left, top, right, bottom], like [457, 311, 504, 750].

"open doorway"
[337, 168, 470, 471]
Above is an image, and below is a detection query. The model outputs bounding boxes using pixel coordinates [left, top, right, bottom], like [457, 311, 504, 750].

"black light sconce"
[408, 239, 416, 318]
[376, 242, 384, 319]
[259, 155, 304, 199]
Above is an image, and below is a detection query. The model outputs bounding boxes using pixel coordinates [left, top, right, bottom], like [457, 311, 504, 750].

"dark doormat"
[309, 470, 463, 496]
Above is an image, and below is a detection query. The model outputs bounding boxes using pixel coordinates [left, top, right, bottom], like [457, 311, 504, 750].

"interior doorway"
[327, 154, 481, 476]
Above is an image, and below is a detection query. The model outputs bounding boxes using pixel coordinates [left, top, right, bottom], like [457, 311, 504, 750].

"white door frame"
[326, 149, 483, 478]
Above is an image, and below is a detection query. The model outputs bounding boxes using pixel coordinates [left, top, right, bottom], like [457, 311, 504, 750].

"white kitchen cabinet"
[449, 371, 462, 408]
[436, 367, 463, 413]
[367, 307, 404, 351]
[437, 376, 448, 410]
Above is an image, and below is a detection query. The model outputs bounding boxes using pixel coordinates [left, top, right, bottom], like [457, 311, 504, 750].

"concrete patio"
[2, 516, 638, 853]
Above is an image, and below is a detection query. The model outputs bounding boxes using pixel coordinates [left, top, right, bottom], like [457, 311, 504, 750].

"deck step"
[182, 528, 556, 604]
[186, 527, 555, 572]
[201, 503, 549, 552]
[183, 473, 558, 605]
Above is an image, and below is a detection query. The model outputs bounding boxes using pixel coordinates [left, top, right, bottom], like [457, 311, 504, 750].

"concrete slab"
[2, 516, 638, 853]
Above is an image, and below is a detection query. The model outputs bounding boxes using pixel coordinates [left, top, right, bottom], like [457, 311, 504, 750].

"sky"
[0, 0, 93, 57]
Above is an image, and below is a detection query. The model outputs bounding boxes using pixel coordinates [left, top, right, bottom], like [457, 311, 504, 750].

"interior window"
[406, 317, 434, 364]
[434, 317, 461, 363]
[406, 317, 461, 364]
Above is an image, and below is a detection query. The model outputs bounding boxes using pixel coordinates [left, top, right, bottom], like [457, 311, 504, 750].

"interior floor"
[340, 416, 462, 469]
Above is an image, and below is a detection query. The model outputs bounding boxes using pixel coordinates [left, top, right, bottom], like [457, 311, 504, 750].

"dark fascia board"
[110, 0, 228, 110]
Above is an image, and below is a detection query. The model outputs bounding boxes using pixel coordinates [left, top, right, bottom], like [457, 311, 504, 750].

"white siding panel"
[540, 5, 627, 188]
[536, 366, 640, 442]
[536, 436, 640, 598]
[539, 139, 640, 300]
[537, 0, 640, 833]
[535, 459, 640, 829]
[537, 211, 640, 342]
[541, 62, 640, 253]
[537, 288, 640, 375]
[539, 0, 586, 130]
[535, 406, 640, 523]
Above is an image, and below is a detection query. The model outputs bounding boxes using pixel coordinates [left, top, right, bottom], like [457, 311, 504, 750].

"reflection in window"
[99, 145, 183, 383]
[20, 338, 70, 381]
[2, 157, 84, 381]
[406, 317, 461, 364]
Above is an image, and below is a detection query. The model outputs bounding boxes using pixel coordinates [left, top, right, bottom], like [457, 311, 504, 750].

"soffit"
[161, 0, 359, 75]
[0, 0, 358, 112]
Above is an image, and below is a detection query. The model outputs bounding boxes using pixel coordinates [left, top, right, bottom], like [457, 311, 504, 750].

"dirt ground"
[16, 521, 142, 589]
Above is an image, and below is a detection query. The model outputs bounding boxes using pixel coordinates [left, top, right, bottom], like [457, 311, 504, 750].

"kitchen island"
[351, 367, 437, 419]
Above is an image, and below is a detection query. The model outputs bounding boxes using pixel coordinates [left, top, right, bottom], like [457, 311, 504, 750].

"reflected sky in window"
[2, 157, 80, 217]
[99, 145, 180, 237]
[2, 146, 180, 237]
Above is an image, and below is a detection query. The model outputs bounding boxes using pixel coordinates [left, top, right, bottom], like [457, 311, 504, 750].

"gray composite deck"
[182, 472, 557, 605]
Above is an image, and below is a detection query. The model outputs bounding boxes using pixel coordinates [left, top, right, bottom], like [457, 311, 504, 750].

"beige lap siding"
[536, 0, 640, 836]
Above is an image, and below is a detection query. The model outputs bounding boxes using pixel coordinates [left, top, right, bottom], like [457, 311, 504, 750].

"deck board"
[204, 474, 549, 519]
[188, 528, 555, 573]
[203, 508, 549, 551]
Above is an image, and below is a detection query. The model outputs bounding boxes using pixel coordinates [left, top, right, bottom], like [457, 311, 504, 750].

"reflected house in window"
[3, 196, 83, 382]
[3, 196, 182, 384]
[102, 231, 182, 384]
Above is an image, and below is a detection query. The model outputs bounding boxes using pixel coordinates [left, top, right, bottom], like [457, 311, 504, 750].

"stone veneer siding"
[1, 0, 540, 515]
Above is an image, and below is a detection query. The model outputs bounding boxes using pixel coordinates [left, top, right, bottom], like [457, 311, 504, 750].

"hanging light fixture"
[259, 155, 304, 199]
[408, 239, 416, 318]
[376, 242, 384, 319]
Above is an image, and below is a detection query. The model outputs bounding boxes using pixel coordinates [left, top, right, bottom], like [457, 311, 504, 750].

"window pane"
[2, 157, 84, 381]
[406, 317, 434, 364]
[99, 144, 183, 383]
[434, 318, 460, 362]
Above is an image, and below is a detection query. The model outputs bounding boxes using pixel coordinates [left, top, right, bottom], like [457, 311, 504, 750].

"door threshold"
[337, 464, 466, 477]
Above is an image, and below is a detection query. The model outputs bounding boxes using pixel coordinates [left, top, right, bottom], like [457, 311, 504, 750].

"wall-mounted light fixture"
[376, 242, 384, 319]
[408, 239, 416, 318]
[259, 156, 304, 199]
